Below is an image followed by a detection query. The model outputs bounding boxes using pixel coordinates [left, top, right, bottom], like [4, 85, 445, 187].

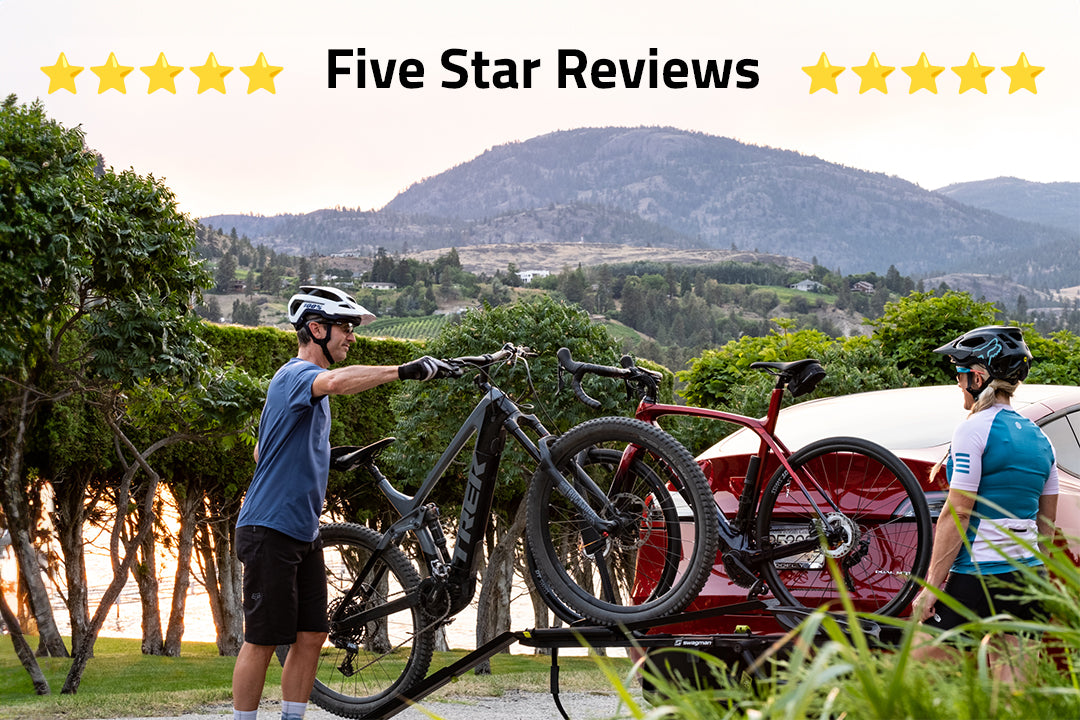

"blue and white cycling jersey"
[946, 403, 1058, 575]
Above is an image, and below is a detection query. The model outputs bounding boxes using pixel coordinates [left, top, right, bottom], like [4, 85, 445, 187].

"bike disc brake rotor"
[815, 512, 860, 558]
[606, 492, 660, 551]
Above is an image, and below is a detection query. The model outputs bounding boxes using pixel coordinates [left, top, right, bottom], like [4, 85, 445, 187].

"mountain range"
[202, 127, 1079, 288]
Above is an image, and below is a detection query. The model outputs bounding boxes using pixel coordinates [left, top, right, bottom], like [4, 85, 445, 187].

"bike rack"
[355, 598, 899, 720]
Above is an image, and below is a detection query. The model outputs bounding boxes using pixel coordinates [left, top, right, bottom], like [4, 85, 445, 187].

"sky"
[2, 0, 1077, 220]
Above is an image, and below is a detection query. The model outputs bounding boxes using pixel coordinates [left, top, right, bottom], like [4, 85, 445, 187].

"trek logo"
[452, 455, 487, 565]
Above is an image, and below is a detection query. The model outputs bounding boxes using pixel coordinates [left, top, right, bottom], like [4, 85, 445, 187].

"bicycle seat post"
[763, 382, 786, 436]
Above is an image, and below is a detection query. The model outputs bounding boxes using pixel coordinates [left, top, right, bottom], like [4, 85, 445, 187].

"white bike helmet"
[287, 286, 375, 330]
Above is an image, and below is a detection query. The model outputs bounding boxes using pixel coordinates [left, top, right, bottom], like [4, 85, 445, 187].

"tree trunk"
[52, 472, 92, 653]
[0, 571, 50, 694]
[473, 498, 527, 675]
[197, 508, 243, 656]
[0, 391, 68, 661]
[132, 497, 164, 656]
[61, 419, 186, 693]
[164, 488, 200, 656]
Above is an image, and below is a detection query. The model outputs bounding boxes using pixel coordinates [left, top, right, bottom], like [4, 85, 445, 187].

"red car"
[653, 383, 1080, 636]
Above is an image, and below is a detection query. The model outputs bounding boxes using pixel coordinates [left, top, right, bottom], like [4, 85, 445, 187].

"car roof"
[698, 384, 1080, 459]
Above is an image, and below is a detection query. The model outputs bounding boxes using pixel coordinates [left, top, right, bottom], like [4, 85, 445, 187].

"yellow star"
[239, 52, 283, 94]
[952, 53, 995, 94]
[190, 52, 233, 94]
[40, 52, 83, 94]
[90, 52, 134, 94]
[802, 53, 845, 94]
[1001, 52, 1043, 94]
[141, 53, 184, 94]
[851, 52, 894, 94]
[901, 52, 945, 94]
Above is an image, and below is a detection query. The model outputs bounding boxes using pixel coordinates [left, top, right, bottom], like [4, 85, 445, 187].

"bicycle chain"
[330, 586, 452, 679]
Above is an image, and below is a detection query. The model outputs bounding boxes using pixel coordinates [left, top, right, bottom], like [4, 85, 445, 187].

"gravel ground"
[117, 690, 644, 720]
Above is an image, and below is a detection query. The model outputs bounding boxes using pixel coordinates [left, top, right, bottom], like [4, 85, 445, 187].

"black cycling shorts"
[923, 568, 1047, 632]
[236, 525, 329, 646]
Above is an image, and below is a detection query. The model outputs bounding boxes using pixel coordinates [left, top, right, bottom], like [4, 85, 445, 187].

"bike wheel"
[525, 538, 585, 626]
[526, 417, 719, 625]
[755, 437, 932, 617]
[278, 523, 435, 718]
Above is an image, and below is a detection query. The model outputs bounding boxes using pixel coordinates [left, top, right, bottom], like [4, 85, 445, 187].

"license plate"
[769, 524, 824, 570]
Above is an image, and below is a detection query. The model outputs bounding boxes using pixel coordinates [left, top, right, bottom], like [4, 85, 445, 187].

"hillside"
[384, 127, 1076, 280]
[407, 242, 811, 276]
[201, 126, 1079, 288]
[936, 177, 1080, 234]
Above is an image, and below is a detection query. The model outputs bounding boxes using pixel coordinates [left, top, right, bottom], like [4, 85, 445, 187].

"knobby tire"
[526, 417, 719, 625]
[277, 523, 435, 718]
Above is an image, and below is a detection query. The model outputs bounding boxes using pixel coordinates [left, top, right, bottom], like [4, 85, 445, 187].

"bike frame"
[335, 372, 619, 629]
[628, 381, 842, 562]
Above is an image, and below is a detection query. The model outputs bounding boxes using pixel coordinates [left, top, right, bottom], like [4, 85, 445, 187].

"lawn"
[1, 638, 630, 720]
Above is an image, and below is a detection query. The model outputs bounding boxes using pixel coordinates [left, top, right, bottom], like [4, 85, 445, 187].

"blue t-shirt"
[946, 404, 1059, 575]
[237, 358, 330, 542]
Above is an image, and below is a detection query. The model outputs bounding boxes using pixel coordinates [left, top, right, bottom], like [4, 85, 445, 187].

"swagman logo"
[674, 637, 716, 647]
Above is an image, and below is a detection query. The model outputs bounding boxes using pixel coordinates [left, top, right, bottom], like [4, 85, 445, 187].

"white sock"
[233, 710, 257, 720]
[281, 700, 307, 720]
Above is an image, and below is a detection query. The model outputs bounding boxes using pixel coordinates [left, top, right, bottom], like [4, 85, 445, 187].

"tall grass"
[607, 538, 1080, 720]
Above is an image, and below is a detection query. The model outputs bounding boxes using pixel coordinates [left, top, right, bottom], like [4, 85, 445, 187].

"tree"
[214, 253, 238, 292]
[867, 291, 1000, 384]
[231, 299, 261, 326]
[0, 96, 211, 692]
[504, 262, 522, 287]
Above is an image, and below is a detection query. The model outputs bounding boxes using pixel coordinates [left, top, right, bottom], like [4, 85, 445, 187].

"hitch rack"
[356, 598, 897, 720]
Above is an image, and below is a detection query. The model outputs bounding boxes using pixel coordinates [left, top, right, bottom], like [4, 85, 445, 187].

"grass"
[0, 637, 246, 719]
[622, 539, 1080, 720]
[0, 639, 631, 720]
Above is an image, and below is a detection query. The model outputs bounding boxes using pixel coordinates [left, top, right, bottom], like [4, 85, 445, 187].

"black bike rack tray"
[355, 598, 876, 720]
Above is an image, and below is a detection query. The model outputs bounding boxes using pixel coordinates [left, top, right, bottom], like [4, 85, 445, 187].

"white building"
[518, 270, 551, 284]
[788, 279, 826, 292]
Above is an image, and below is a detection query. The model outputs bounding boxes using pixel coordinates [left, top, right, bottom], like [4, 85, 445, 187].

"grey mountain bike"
[285, 344, 719, 718]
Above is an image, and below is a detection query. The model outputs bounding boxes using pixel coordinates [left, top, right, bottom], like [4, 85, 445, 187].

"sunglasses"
[324, 321, 355, 334]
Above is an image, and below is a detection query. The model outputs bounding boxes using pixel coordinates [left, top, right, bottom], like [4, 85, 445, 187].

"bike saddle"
[749, 359, 825, 397]
[330, 437, 396, 472]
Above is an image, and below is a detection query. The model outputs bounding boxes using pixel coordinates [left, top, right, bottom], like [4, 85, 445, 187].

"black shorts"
[923, 568, 1047, 632]
[236, 525, 329, 646]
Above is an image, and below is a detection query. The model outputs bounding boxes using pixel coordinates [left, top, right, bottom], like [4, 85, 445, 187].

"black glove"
[398, 355, 458, 381]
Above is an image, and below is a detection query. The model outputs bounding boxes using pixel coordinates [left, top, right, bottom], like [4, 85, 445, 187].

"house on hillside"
[788, 279, 826, 292]
[518, 270, 551, 284]
[362, 282, 398, 290]
[852, 281, 875, 294]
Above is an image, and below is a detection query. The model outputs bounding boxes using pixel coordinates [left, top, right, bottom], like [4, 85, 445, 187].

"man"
[231, 286, 453, 720]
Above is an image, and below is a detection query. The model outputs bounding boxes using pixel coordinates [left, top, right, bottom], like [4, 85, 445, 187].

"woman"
[912, 326, 1058, 678]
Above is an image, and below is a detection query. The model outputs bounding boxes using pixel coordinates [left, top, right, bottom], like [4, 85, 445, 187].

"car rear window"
[1041, 411, 1080, 478]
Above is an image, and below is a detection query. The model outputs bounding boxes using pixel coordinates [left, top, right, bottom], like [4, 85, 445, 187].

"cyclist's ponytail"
[967, 363, 1020, 416]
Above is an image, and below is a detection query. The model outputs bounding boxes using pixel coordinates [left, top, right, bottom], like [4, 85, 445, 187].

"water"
[0, 532, 562, 654]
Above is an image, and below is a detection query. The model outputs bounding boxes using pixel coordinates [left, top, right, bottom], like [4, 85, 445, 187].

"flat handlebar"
[446, 343, 533, 372]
